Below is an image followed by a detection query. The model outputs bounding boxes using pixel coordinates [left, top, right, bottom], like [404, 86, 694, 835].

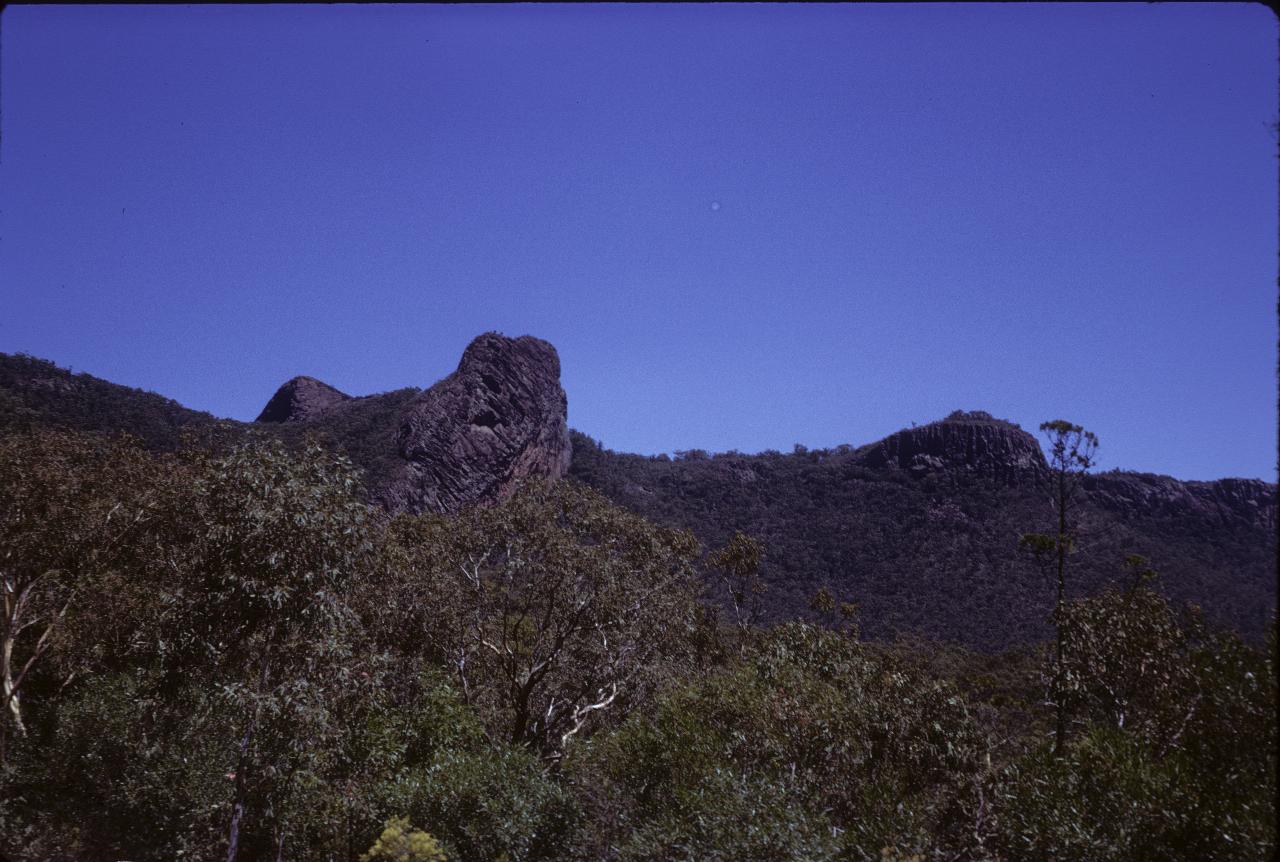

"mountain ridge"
[2, 350, 1270, 485]
[2, 343, 1273, 650]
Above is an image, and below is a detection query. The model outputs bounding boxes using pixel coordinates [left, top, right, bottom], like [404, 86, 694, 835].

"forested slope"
[567, 415, 1275, 650]
[3, 352, 1273, 651]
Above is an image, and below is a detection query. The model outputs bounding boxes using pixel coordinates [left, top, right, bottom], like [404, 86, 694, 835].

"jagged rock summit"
[256, 376, 351, 423]
[372, 332, 572, 514]
[857, 410, 1047, 482]
[251, 333, 572, 516]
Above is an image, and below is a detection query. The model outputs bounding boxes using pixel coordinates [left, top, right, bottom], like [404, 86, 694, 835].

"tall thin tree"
[1020, 419, 1098, 756]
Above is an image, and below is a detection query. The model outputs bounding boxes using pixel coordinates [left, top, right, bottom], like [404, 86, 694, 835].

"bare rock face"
[370, 333, 572, 514]
[1085, 472, 1276, 530]
[858, 410, 1047, 483]
[256, 376, 351, 423]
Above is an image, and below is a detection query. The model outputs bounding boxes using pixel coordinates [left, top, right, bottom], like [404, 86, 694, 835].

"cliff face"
[1085, 472, 1276, 531]
[248, 333, 572, 516]
[856, 410, 1047, 483]
[368, 333, 572, 514]
[255, 376, 351, 423]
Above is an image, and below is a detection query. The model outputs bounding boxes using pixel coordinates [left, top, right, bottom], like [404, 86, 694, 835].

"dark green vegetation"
[2, 352, 1276, 858]
[1, 424, 1275, 860]
[3, 352, 1274, 653]
[568, 427, 1275, 650]
[0, 353, 229, 450]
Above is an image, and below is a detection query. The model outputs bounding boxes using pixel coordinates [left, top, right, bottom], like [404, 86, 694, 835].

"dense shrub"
[362, 672, 583, 862]
[575, 622, 982, 861]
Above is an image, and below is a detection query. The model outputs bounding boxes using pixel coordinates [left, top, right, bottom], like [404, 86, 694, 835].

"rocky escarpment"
[856, 410, 1047, 483]
[1085, 472, 1276, 531]
[368, 333, 572, 514]
[250, 333, 572, 515]
[255, 376, 352, 423]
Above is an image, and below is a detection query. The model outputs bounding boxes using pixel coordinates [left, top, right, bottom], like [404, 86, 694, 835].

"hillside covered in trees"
[567, 420, 1275, 650]
[1, 425, 1275, 860]
[2, 351, 1273, 653]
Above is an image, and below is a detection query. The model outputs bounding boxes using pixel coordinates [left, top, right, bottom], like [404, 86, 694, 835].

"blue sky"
[2, 4, 1276, 480]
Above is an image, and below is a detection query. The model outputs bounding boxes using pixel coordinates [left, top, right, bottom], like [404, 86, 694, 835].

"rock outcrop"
[369, 333, 572, 514]
[1085, 472, 1276, 530]
[857, 410, 1047, 483]
[256, 376, 351, 423]
[250, 333, 572, 515]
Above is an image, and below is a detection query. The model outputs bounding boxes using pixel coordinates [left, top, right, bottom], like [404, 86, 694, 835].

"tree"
[986, 631, 1277, 862]
[152, 438, 378, 862]
[576, 622, 981, 861]
[1020, 419, 1097, 755]
[360, 818, 447, 862]
[386, 480, 702, 760]
[1055, 558, 1191, 744]
[708, 531, 766, 635]
[0, 428, 172, 765]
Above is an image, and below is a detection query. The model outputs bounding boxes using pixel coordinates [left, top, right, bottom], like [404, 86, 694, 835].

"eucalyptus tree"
[707, 531, 767, 636]
[1020, 419, 1098, 755]
[387, 480, 702, 760]
[1055, 559, 1190, 742]
[0, 428, 171, 765]
[154, 438, 380, 861]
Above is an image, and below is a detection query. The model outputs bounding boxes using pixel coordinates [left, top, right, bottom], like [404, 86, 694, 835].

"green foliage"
[567, 432, 1276, 651]
[610, 768, 841, 862]
[361, 817, 448, 862]
[576, 622, 981, 861]
[0, 406, 1273, 861]
[991, 726, 1192, 860]
[1055, 577, 1191, 742]
[264, 386, 423, 492]
[1038, 420, 1098, 473]
[971, 597, 1277, 862]
[0, 352, 227, 450]
[0, 427, 180, 761]
[364, 672, 582, 862]
[4, 350, 1272, 653]
[165, 439, 378, 858]
[383, 480, 702, 758]
[989, 722, 1274, 861]
[1022, 419, 1100, 754]
[7, 669, 233, 861]
[707, 531, 767, 633]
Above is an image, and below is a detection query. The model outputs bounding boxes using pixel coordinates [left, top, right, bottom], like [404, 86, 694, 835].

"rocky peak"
[371, 332, 572, 514]
[255, 376, 351, 423]
[857, 410, 1047, 482]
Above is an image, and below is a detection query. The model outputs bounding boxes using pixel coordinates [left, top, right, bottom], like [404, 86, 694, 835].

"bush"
[365, 673, 582, 862]
[361, 817, 447, 862]
[990, 725, 1250, 861]
[574, 623, 981, 861]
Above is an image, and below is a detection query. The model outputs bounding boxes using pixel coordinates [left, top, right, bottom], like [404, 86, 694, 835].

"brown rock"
[370, 332, 572, 514]
[858, 410, 1047, 483]
[1085, 472, 1276, 530]
[255, 376, 351, 423]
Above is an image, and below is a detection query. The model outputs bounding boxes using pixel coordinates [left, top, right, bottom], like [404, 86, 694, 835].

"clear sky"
[2, 4, 1276, 481]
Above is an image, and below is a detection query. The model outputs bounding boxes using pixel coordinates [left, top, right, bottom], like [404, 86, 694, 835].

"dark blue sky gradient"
[2, 4, 1276, 480]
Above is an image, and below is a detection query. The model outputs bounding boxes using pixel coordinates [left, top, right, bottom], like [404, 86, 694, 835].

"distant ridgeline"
[2, 348, 1274, 652]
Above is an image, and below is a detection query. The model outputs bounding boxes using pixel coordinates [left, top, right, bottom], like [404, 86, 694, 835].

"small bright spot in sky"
[710, 201, 721, 211]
